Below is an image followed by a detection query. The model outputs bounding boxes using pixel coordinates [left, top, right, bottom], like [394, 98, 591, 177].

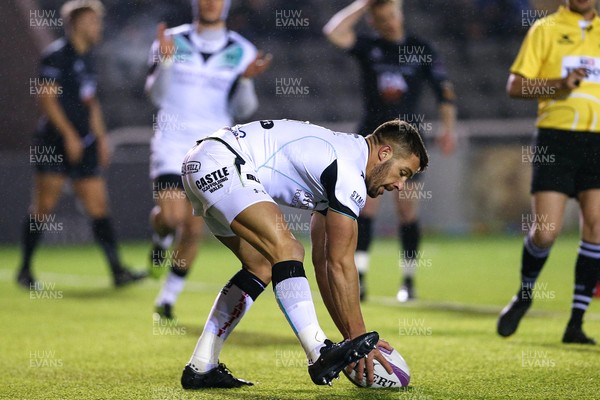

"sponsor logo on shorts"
[246, 173, 260, 183]
[291, 188, 314, 210]
[181, 161, 201, 175]
[195, 167, 229, 193]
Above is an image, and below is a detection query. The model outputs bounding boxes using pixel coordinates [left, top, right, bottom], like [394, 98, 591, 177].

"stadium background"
[0, 0, 591, 243]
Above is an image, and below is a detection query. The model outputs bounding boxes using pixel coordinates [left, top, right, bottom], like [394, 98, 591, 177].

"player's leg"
[497, 191, 567, 337]
[563, 189, 600, 344]
[73, 176, 146, 286]
[16, 173, 66, 287]
[395, 190, 420, 302]
[154, 198, 203, 318]
[149, 177, 186, 274]
[183, 232, 270, 388]
[355, 196, 380, 301]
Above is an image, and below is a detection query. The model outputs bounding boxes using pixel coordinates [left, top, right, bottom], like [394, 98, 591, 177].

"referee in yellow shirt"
[498, 0, 600, 344]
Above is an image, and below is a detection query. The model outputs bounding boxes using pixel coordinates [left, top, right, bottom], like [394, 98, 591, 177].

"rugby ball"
[343, 346, 410, 388]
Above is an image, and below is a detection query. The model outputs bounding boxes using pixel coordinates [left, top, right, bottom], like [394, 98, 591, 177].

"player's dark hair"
[371, 0, 402, 10]
[370, 120, 429, 172]
[60, 0, 105, 27]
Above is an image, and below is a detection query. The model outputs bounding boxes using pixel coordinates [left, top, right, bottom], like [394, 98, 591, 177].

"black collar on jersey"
[182, 31, 235, 62]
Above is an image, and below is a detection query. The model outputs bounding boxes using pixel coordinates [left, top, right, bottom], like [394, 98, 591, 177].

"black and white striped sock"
[568, 241, 600, 328]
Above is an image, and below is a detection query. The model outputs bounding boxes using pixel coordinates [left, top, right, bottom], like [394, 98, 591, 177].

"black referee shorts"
[33, 133, 100, 180]
[530, 128, 600, 197]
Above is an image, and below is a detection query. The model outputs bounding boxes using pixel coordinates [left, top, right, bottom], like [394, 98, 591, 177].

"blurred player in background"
[497, 0, 600, 344]
[179, 118, 427, 388]
[16, 0, 146, 288]
[324, 0, 456, 302]
[145, 0, 271, 319]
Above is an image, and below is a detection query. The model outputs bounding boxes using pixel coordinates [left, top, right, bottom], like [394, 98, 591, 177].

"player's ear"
[378, 144, 392, 162]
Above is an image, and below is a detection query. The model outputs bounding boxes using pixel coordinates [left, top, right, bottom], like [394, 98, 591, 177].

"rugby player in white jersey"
[145, 0, 271, 319]
[179, 119, 427, 388]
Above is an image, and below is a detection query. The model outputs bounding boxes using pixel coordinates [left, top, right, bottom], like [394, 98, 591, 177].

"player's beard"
[366, 159, 391, 198]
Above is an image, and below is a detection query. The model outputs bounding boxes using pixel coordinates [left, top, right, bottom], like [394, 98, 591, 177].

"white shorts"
[150, 134, 196, 180]
[181, 138, 275, 237]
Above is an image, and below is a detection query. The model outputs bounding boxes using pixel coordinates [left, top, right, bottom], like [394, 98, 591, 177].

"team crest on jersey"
[215, 45, 243, 69]
[181, 161, 201, 175]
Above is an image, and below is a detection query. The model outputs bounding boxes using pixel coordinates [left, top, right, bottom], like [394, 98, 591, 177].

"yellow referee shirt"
[511, 6, 600, 132]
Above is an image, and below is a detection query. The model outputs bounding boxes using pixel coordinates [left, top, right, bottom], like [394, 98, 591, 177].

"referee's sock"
[189, 268, 266, 373]
[91, 217, 123, 274]
[272, 260, 327, 365]
[519, 234, 551, 300]
[20, 215, 44, 272]
[399, 221, 420, 282]
[567, 241, 600, 328]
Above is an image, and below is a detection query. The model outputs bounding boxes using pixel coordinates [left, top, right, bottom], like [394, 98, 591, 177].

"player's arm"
[310, 211, 348, 338]
[38, 83, 83, 164]
[437, 88, 457, 155]
[323, 0, 373, 49]
[88, 97, 110, 168]
[506, 70, 587, 99]
[228, 51, 272, 120]
[145, 23, 175, 105]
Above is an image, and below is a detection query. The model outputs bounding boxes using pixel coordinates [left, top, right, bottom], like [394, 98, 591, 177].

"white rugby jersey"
[210, 119, 370, 219]
[147, 24, 257, 141]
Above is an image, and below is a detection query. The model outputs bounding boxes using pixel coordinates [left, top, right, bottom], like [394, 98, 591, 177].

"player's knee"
[531, 228, 558, 248]
[582, 218, 600, 243]
[274, 237, 304, 262]
[158, 209, 185, 231]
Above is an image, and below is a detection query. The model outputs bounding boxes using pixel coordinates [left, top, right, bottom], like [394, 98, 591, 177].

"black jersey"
[349, 34, 450, 135]
[37, 38, 97, 140]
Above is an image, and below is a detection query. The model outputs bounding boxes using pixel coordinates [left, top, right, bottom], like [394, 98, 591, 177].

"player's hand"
[437, 130, 456, 156]
[156, 22, 176, 62]
[346, 339, 393, 386]
[242, 51, 273, 78]
[64, 134, 84, 165]
[562, 67, 587, 90]
[96, 135, 111, 168]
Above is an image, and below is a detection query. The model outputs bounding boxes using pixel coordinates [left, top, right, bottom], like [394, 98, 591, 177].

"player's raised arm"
[323, 0, 373, 49]
[144, 22, 175, 105]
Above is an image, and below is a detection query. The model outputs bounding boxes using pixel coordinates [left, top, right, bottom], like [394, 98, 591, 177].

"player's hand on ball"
[242, 51, 273, 78]
[347, 339, 393, 386]
[156, 22, 176, 62]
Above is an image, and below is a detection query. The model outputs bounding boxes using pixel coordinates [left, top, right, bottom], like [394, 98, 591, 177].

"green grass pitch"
[1, 234, 598, 400]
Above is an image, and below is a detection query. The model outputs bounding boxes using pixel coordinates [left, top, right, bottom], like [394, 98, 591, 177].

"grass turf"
[0, 234, 599, 400]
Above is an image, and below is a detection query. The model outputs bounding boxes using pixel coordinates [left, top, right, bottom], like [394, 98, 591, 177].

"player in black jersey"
[16, 0, 146, 288]
[324, 0, 456, 301]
